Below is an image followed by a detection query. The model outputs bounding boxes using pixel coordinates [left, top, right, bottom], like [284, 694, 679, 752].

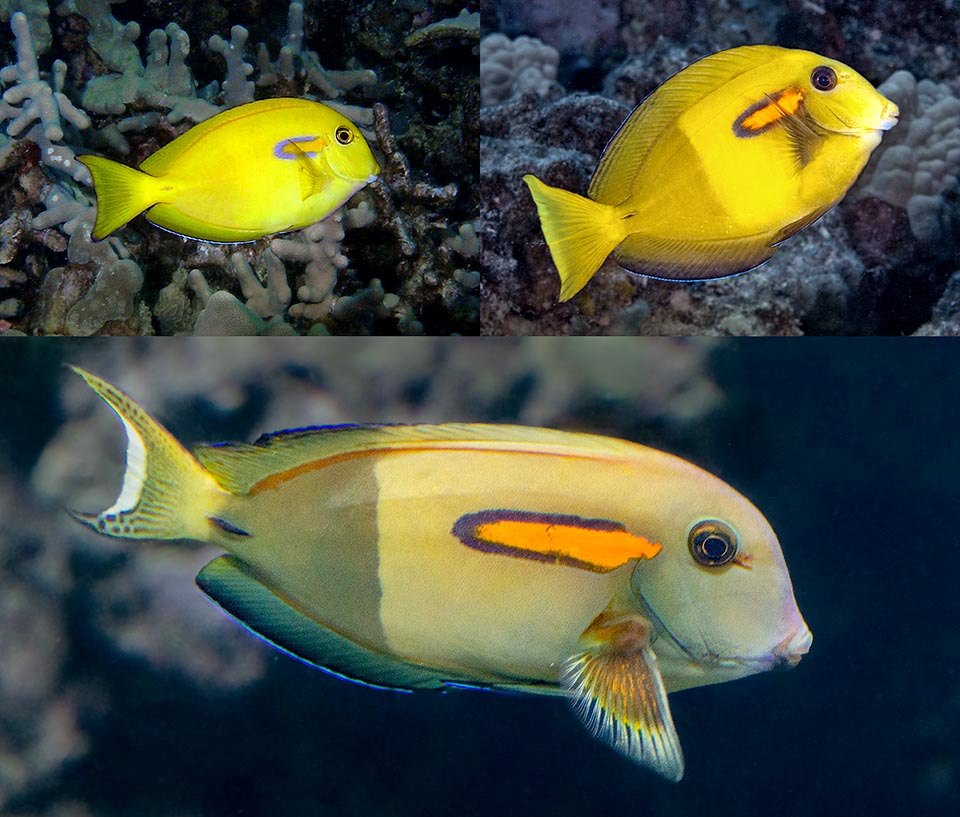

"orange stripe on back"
[248, 444, 624, 495]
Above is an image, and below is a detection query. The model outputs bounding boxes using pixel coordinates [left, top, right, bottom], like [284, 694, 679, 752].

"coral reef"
[479, 33, 560, 106]
[0, 0, 479, 335]
[480, 3, 960, 335]
[491, 0, 621, 57]
[0, 472, 89, 816]
[856, 70, 960, 253]
[1, 9, 90, 181]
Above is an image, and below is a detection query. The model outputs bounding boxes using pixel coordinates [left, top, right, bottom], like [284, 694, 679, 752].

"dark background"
[0, 338, 956, 816]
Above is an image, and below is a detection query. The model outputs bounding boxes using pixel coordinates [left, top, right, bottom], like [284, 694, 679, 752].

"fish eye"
[688, 520, 739, 567]
[335, 126, 354, 145]
[811, 66, 837, 92]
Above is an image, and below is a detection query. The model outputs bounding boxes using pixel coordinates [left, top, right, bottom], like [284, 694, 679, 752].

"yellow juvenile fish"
[69, 367, 811, 781]
[78, 98, 380, 243]
[523, 45, 899, 301]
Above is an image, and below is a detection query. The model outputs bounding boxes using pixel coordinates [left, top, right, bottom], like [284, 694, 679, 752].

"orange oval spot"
[453, 510, 662, 573]
[734, 88, 804, 137]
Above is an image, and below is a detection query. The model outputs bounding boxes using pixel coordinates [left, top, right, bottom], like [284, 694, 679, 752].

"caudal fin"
[523, 174, 626, 302]
[77, 155, 160, 240]
[69, 367, 229, 541]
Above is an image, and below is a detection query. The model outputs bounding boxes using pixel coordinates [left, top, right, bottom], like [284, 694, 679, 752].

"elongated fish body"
[70, 368, 811, 781]
[523, 45, 899, 301]
[78, 98, 379, 243]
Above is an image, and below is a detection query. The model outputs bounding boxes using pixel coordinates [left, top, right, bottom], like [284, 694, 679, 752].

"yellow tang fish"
[78, 98, 380, 243]
[523, 45, 899, 301]
[68, 368, 811, 781]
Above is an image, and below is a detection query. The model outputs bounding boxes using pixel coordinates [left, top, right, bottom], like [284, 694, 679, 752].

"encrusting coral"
[0, 0, 479, 335]
[480, 33, 560, 107]
[855, 70, 960, 254]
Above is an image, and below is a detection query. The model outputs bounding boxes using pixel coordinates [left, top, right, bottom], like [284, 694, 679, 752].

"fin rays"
[69, 366, 229, 541]
[562, 611, 684, 781]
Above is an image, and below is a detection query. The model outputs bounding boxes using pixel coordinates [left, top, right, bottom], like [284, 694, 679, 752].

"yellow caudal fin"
[523, 174, 626, 302]
[77, 155, 162, 240]
[68, 367, 229, 541]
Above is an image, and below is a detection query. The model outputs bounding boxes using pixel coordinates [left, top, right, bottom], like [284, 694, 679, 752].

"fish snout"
[879, 101, 900, 131]
[771, 624, 813, 670]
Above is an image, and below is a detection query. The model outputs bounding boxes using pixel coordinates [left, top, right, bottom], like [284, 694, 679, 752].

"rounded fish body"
[79, 98, 380, 242]
[70, 368, 812, 782]
[217, 443, 807, 692]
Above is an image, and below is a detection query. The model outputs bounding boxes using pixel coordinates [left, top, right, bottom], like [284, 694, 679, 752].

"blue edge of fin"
[195, 555, 448, 693]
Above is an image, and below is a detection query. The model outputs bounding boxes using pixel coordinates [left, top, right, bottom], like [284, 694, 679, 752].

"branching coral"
[245, 0, 377, 125]
[1, 10, 90, 180]
[405, 8, 480, 47]
[77, 9, 217, 124]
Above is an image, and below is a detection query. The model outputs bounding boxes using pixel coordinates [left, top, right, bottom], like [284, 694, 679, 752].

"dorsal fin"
[589, 45, 789, 206]
[193, 424, 649, 496]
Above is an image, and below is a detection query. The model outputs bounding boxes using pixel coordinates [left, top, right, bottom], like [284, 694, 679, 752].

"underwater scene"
[0, 0, 479, 336]
[481, 0, 960, 336]
[0, 337, 957, 816]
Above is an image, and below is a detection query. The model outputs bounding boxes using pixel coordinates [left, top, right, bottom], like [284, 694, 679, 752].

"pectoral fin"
[289, 140, 330, 201]
[561, 610, 684, 782]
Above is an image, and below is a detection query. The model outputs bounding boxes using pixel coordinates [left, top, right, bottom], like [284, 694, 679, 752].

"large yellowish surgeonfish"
[78, 98, 380, 243]
[524, 45, 899, 301]
[69, 367, 811, 781]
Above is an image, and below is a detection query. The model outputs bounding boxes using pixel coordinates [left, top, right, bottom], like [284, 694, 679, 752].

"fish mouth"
[821, 101, 899, 136]
[719, 624, 813, 673]
[877, 101, 900, 131]
[638, 592, 812, 672]
[770, 623, 813, 668]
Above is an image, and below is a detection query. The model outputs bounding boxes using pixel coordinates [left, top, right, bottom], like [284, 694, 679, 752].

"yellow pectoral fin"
[288, 140, 330, 201]
[452, 510, 662, 573]
[561, 610, 684, 782]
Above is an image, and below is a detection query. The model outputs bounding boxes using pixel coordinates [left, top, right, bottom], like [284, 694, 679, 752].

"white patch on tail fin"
[68, 366, 230, 542]
[103, 411, 148, 516]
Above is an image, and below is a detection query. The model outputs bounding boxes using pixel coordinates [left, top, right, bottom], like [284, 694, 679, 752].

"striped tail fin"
[68, 366, 229, 541]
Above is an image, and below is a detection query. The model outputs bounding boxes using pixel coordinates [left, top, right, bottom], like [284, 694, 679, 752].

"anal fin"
[196, 555, 449, 691]
[615, 233, 777, 282]
[561, 610, 684, 782]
